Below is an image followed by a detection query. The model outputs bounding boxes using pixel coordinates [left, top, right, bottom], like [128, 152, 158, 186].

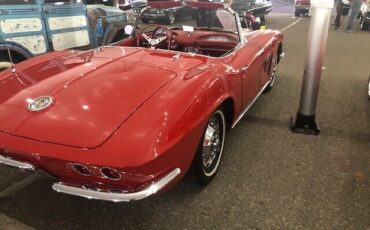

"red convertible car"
[0, 1, 283, 202]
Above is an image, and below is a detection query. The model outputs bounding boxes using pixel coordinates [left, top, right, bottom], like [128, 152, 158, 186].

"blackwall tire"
[295, 10, 300, 17]
[261, 14, 266, 25]
[194, 109, 226, 186]
[360, 17, 368, 31]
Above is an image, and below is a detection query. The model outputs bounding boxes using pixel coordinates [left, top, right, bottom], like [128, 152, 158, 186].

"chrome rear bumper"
[0, 154, 34, 170]
[1, 154, 181, 202]
[52, 168, 181, 202]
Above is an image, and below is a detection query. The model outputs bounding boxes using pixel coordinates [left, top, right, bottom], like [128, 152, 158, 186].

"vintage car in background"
[0, 1, 283, 202]
[116, 0, 147, 16]
[360, 0, 370, 30]
[0, 0, 128, 71]
[141, 0, 193, 24]
[294, 0, 311, 17]
[115, 0, 147, 19]
[131, 0, 147, 16]
[231, 0, 272, 29]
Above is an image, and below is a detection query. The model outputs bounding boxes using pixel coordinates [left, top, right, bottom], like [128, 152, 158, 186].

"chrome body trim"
[231, 80, 271, 128]
[52, 168, 181, 202]
[0, 154, 35, 170]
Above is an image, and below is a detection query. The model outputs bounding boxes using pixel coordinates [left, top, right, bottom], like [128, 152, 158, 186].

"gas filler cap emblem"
[28, 96, 53, 112]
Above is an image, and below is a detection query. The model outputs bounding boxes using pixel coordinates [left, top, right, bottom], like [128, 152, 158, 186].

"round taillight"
[72, 163, 91, 176]
[100, 167, 121, 180]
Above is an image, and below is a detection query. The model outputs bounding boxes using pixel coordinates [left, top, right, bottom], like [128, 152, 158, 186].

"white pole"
[291, 0, 334, 135]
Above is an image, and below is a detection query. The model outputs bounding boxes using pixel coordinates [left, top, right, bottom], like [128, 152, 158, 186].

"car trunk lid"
[0, 47, 192, 148]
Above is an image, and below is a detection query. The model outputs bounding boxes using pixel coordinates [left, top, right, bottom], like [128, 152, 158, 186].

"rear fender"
[102, 65, 236, 173]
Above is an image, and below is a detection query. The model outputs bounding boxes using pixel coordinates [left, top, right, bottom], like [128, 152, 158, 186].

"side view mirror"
[124, 24, 134, 35]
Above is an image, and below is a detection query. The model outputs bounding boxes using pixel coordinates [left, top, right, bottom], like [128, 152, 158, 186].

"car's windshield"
[136, 2, 238, 34]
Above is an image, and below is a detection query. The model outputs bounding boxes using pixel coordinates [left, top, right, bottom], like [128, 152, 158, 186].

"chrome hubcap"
[202, 116, 221, 169]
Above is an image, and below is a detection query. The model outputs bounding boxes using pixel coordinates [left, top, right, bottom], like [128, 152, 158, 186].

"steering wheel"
[137, 24, 172, 49]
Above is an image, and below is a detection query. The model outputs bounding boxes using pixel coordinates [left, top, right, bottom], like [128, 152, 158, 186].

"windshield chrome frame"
[225, 5, 246, 46]
[130, 3, 246, 52]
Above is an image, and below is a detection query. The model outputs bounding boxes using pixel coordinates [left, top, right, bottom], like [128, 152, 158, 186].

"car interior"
[115, 7, 241, 57]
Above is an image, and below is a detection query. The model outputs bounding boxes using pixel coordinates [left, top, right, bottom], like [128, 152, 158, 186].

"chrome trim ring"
[0, 155, 34, 170]
[52, 168, 181, 202]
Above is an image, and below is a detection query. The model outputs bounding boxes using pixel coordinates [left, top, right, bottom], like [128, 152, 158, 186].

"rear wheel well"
[277, 42, 283, 63]
[221, 98, 235, 130]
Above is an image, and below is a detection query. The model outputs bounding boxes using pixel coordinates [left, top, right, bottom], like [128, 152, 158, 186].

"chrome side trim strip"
[52, 168, 181, 202]
[0, 155, 35, 170]
[231, 80, 271, 128]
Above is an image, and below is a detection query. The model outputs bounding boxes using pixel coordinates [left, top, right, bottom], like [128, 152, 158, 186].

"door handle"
[44, 9, 50, 14]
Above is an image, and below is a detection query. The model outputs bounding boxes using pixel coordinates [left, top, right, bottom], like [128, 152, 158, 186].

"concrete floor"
[0, 2, 369, 229]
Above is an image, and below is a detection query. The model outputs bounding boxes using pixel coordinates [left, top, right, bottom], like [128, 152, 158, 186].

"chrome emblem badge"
[28, 96, 53, 112]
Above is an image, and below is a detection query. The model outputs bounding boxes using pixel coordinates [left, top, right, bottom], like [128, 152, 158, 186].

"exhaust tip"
[100, 167, 121, 180]
[72, 163, 91, 176]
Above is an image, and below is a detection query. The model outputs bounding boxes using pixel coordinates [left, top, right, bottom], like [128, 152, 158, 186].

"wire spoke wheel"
[194, 109, 226, 185]
[264, 53, 278, 93]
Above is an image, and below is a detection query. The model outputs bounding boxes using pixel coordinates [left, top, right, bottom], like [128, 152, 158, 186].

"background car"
[360, 0, 370, 30]
[294, 0, 311, 17]
[140, 1, 193, 24]
[0, 0, 128, 71]
[0, 1, 283, 202]
[231, 0, 272, 28]
[131, 0, 148, 16]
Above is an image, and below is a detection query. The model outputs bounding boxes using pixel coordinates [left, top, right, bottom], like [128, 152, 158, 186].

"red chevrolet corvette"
[0, 1, 283, 202]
